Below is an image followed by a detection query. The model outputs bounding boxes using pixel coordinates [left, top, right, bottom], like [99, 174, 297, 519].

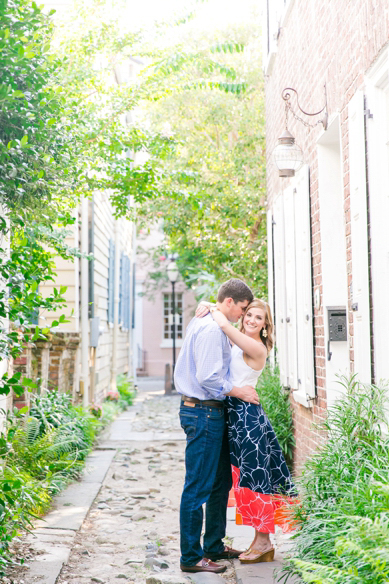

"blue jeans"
[179, 402, 232, 566]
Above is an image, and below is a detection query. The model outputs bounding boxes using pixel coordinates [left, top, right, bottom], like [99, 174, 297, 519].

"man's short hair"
[217, 279, 254, 304]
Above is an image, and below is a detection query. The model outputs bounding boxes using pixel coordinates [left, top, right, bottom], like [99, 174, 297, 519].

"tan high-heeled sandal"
[239, 547, 275, 564]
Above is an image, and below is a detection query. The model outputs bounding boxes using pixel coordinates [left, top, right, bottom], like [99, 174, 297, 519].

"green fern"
[279, 378, 389, 584]
[26, 417, 40, 444]
[292, 512, 389, 583]
[292, 559, 351, 584]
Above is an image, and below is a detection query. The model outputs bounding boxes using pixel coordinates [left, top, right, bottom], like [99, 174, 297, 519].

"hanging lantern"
[273, 84, 328, 178]
[272, 129, 304, 178]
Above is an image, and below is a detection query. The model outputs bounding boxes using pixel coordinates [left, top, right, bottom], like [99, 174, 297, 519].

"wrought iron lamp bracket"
[282, 84, 328, 131]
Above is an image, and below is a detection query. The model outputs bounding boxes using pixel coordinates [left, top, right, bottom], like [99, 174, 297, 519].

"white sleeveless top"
[229, 345, 264, 387]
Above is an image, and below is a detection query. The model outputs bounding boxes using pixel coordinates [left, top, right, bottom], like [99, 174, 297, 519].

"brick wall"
[13, 333, 80, 409]
[265, 0, 389, 470]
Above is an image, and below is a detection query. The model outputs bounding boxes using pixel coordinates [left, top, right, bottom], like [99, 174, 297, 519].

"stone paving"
[7, 378, 297, 584]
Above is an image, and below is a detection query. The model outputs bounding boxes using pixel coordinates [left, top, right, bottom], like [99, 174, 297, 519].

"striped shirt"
[174, 314, 233, 400]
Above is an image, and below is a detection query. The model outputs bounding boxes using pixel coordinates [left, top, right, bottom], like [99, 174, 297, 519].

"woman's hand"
[211, 309, 229, 330]
[195, 302, 211, 318]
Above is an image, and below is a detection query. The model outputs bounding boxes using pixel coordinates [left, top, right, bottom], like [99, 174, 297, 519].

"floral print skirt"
[226, 397, 297, 534]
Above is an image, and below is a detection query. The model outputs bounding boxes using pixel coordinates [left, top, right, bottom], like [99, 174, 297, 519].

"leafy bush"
[89, 403, 103, 418]
[0, 392, 101, 573]
[106, 391, 120, 402]
[116, 374, 135, 407]
[292, 499, 389, 584]
[256, 365, 295, 468]
[280, 375, 389, 584]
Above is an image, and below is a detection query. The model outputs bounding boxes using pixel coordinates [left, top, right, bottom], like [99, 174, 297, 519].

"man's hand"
[228, 385, 260, 405]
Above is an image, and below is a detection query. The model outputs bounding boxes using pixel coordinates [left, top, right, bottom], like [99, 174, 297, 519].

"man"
[174, 278, 259, 574]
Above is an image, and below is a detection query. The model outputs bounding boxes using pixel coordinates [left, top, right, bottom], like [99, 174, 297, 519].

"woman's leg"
[239, 529, 273, 559]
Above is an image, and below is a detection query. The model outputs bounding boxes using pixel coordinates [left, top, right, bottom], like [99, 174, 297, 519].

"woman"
[196, 298, 296, 564]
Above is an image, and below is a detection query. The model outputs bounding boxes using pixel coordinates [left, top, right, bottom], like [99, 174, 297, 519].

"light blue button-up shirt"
[174, 314, 233, 400]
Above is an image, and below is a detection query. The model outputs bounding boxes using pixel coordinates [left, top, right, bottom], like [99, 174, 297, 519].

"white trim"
[365, 43, 389, 90]
[280, 0, 296, 28]
[264, 50, 277, 76]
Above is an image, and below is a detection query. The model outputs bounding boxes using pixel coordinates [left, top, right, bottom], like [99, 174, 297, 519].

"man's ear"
[224, 297, 234, 308]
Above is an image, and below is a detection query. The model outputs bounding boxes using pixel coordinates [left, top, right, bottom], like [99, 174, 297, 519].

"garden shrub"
[256, 365, 295, 468]
[117, 374, 136, 407]
[0, 386, 134, 572]
[292, 495, 389, 583]
[280, 375, 389, 584]
[101, 377, 135, 425]
[0, 391, 102, 573]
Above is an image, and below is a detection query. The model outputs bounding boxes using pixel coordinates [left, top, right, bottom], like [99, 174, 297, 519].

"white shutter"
[294, 166, 315, 404]
[283, 185, 298, 389]
[273, 194, 289, 386]
[266, 209, 275, 366]
[348, 91, 371, 384]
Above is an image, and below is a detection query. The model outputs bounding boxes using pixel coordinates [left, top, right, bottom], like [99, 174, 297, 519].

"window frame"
[263, 0, 296, 76]
[162, 291, 183, 342]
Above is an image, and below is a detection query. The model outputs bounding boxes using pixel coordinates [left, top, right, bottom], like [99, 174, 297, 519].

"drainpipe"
[81, 197, 89, 408]
[110, 219, 120, 392]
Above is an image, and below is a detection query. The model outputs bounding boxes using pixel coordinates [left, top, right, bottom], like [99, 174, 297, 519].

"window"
[263, 0, 295, 75]
[163, 293, 183, 340]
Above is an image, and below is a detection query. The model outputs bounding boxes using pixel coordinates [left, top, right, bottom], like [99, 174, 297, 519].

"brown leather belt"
[181, 396, 224, 408]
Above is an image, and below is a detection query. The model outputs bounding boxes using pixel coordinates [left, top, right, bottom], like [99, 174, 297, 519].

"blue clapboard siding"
[119, 252, 124, 326]
[131, 262, 136, 329]
[108, 239, 115, 324]
[119, 254, 131, 331]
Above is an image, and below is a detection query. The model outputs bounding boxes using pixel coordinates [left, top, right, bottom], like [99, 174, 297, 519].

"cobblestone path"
[7, 381, 294, 584]
[56, 387, 236, 584]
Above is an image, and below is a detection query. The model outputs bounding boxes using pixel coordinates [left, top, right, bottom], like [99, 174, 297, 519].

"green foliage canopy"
[138, 27, 267, 295]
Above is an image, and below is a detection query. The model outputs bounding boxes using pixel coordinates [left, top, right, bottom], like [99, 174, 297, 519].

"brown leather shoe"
[180, 558, 227, 573]
[206, 545, 244, 560]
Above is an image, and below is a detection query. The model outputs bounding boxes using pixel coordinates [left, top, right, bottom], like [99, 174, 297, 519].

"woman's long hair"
[239, 298, 274, 353]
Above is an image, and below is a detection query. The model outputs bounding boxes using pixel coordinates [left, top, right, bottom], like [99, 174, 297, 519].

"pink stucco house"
[135, 226, 196, 377]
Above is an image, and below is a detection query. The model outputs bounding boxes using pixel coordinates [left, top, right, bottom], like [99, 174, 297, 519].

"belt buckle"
[183, 401, 196, 407]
